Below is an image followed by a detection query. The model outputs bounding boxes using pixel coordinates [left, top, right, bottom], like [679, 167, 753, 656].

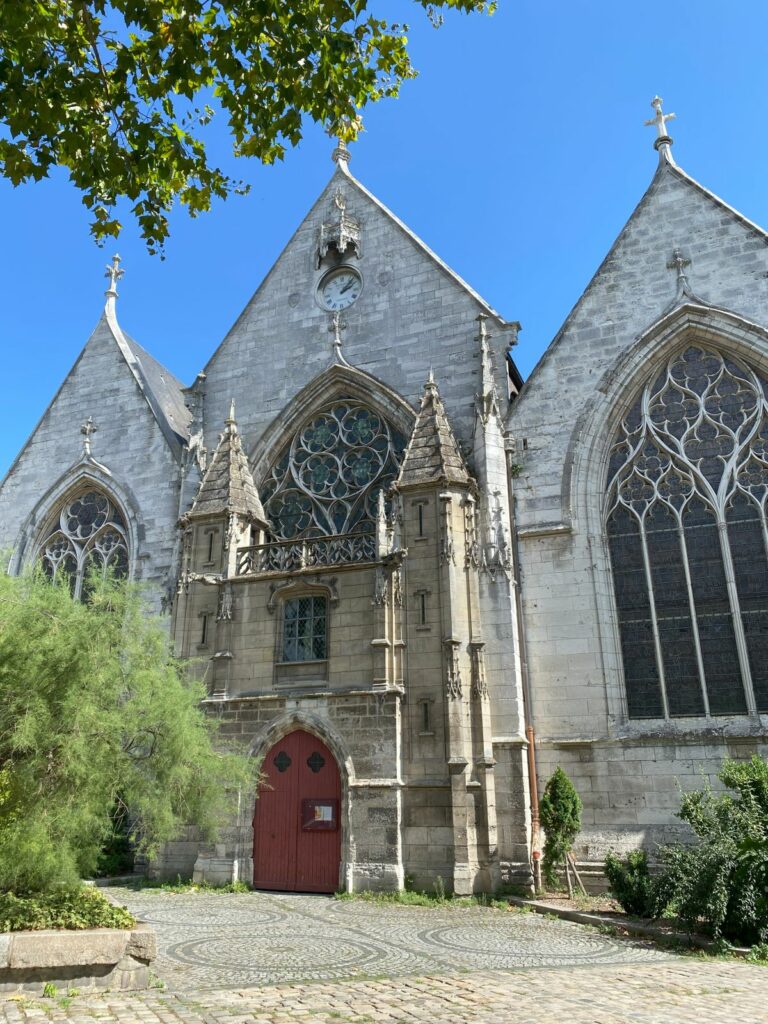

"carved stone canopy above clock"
[317, 188, 361, 267]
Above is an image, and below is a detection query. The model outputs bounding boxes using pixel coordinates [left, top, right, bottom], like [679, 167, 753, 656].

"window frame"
[604, 343, 768, 721]
[274, 590, 330, 686]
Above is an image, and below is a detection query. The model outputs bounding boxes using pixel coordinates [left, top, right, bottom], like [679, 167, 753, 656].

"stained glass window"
[281, 596, 328, 662]
[606, 345, 768, 718]
[39, 489, 129, 600]
[263, 400, 407, 539]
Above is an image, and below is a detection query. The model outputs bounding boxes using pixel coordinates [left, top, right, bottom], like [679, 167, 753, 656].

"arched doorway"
[253, 730, 342, 893]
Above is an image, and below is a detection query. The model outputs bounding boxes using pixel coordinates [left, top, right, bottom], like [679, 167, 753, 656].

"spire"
[396, 373, 472, 490]
[104, 254, 124, 318]
[188, 404, 269, 525]
[645, 95, 676, 165]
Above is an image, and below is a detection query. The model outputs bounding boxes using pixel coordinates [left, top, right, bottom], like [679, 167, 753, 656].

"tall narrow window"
[38, 488, 129, 601]
[606, 345, 768, 718]
[281, 595, 328, 662]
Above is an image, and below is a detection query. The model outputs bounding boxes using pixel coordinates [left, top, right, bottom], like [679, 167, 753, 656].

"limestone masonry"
[2, 106, 768, 891]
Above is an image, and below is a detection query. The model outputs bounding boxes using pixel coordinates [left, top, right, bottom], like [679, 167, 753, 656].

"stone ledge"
[0, 923, 156, 993]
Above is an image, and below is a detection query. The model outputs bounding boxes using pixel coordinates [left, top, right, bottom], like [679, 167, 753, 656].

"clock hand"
[339, 280, 355, 294]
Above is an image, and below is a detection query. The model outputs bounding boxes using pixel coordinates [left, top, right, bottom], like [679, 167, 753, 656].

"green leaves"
[539, 766, 582, 888]
[0, 569, 256, 894]
[0, 1, 491, 253]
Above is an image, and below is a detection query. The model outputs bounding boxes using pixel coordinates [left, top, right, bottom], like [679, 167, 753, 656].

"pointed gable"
[397, 374, 471, 489]
[189, 404, 268, 524]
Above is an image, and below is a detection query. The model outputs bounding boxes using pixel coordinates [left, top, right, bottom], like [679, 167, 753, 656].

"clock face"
[318, 268, 362, 311]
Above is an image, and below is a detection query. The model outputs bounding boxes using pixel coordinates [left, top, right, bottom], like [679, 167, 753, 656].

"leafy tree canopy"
[0, 568, 256, 893]
[0, 1, 493, 252]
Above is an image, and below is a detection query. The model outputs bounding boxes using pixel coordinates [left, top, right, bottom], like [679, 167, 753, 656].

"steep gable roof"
[397, 373, 472, 489]
[121, 333, 191, 448]
[189, 403, 268, 523]
[510, 149, 768, 412]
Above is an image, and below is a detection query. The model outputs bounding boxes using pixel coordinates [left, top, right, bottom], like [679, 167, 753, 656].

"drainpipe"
[504, 431, 541, 893]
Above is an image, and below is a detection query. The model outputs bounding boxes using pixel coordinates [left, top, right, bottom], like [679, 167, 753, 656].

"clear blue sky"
[2, 0, 768, 478]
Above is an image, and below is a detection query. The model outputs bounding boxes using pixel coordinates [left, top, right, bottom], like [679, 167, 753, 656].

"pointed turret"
[188, 402, 268, 526]
[396, 372, 472, 490]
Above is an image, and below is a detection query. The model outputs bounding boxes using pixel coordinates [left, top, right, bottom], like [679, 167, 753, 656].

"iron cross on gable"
[645, 96, 676, 140]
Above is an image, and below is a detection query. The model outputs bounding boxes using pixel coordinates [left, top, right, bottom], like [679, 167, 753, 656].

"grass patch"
[0, 886, 135, 932]
[334, 890, 511, 911]
[127, 876, 251, 894]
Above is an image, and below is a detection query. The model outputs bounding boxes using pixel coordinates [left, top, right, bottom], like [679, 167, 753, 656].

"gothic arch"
[10, 462, 143, 580]
[235, 710, 356, 891]
[565, 303, 768, 729]
[249, 363, 416, 485]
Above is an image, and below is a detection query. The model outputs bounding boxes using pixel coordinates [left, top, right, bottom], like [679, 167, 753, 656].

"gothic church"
[2, 100, 768, 892]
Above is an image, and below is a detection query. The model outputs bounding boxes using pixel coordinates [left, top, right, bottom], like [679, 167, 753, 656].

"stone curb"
[506, 897, 751, 958]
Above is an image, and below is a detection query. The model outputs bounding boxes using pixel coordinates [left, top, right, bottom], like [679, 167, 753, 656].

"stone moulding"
[0, 922, 157, 994]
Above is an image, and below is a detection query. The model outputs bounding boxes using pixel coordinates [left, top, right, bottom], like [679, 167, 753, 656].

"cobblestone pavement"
[3, 889, 768, 1023]
[102, 887, 672, 989]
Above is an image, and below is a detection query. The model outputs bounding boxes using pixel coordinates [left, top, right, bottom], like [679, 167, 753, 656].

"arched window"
[262, 399, 407, 539]
[39, 488, 129, 600]
[606, 345, 768, 719]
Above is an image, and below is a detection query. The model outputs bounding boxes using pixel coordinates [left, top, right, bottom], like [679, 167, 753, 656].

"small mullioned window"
[39, 488, 129, 600]
[281, 595, 328, 663]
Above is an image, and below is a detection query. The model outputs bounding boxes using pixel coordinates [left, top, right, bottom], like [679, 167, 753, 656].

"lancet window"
[262, 399, 407, 539]
[39, 488, 129, 599]
[606, 345, 768, 719]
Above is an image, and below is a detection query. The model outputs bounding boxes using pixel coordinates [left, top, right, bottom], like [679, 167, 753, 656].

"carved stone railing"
[236, 532, 377, 576]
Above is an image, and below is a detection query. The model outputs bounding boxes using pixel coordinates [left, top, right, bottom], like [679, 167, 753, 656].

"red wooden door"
[253, 730, 342, 893]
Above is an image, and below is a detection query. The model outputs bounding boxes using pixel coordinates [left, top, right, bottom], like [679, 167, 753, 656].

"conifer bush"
[604, 849, 659, 918]
[0, 569, 256, 895]
[539, 766, 582, 889]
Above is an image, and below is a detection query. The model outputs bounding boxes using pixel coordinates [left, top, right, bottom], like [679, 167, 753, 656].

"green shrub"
[0, 886, 135, 932]
[539, 766, 582, 888]
[604, 850, 658, 918]
[654, 755, 768, 946]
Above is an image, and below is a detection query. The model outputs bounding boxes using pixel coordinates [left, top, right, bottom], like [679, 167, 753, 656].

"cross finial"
[226, 398, 237, 429]
[645, 96, 676, 160]
[328, 311, 349, 365]
[667, 247, 692, 300]
[105, 254, 124, 295]
[80, 416, 98, 458]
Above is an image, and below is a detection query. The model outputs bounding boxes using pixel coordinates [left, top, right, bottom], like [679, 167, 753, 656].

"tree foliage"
[0, 1, 494, 252]
[539, 765, 582, 888]
[0, 569, 256, 893]
[653, 755, 768, 946]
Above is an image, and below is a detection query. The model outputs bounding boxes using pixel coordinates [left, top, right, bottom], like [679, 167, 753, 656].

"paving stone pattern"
[3, 890, 768, 1023]
[103, 887, 671, 990]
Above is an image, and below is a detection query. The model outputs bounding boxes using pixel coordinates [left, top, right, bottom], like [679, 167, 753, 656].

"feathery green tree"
[0, 569, 255, 893]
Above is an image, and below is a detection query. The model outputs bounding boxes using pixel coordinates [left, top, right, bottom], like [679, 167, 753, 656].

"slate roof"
[189, 406, 268, 523]
[396, 375, 471, 489]
[122, 334, 192, 447]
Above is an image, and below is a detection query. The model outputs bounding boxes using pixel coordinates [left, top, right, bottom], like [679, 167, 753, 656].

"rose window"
[263, 400, 407, 538]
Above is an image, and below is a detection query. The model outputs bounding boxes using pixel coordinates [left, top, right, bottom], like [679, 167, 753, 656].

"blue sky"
[2, 0, 768, 477]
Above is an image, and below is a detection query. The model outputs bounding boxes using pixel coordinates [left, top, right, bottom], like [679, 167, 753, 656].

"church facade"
[2, 103, 768, 893]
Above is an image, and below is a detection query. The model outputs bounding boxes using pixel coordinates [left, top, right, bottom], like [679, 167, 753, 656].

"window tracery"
[262, 400, 407, 539]
[39, 488, 129, 599]
[606, 345, 768, 718]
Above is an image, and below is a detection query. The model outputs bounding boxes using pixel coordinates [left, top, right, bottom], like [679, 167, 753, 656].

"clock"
[318, 267, 362, 311]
